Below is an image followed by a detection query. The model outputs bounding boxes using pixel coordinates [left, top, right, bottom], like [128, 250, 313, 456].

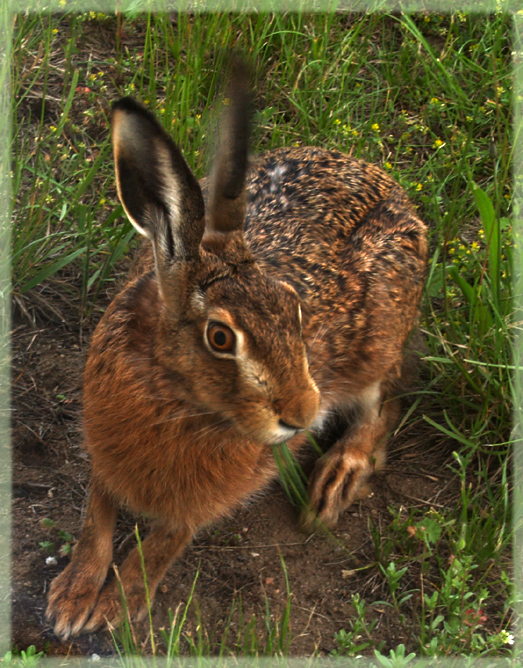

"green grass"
[108, 534, 294, 660]
[11, 9, 514, 661]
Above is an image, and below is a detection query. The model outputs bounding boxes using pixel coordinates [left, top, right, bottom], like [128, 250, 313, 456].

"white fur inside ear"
[113, 110, 182, 245]
[155, 142, 182, 230]
[113, 111, 151, 238]
[119, 205, 149, 238]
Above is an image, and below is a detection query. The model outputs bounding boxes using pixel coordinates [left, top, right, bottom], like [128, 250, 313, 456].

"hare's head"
[111, 73, 319, 445]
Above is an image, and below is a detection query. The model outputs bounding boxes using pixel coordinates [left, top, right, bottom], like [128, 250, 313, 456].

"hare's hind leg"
[46, 480, 118, 639]
[301, 383, 400, 532]
[83, 524, 192, 633]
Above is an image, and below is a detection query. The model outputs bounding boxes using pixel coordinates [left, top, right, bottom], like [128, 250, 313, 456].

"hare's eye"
[207, 322, 236, 354]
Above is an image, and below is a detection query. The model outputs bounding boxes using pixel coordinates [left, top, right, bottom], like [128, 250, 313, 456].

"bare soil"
[11, 286, 454, 658]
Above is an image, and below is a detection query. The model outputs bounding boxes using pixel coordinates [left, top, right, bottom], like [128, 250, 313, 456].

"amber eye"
[207, 322, 236, 354]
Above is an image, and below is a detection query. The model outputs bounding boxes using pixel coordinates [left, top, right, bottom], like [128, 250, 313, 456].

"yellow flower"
[433, 139, 443, 148]
[430, 97, 439, 104]
[416, 183, 423, 191]
[371, 123, 380, 132]
[384, 162, 392, 170]
[334, 119, 341, 125]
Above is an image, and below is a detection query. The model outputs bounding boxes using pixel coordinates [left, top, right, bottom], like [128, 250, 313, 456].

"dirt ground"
[11, 282, 455, 658]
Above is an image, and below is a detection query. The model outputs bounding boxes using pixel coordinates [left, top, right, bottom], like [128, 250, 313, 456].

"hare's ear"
[207, 61, 251, 234]
[112, 97, 205, 291]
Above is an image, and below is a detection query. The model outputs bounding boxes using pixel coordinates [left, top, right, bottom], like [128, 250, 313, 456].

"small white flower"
[499, 630, 515, 645]
[45, 556, 57, 566]
[91, 654, 101, 661]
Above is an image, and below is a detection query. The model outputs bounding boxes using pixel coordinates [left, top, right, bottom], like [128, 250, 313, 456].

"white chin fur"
[266, 426, 301, 446]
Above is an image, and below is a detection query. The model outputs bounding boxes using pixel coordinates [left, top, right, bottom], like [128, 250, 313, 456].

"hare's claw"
[46, 564, 102, 639]
[300, 448, 372, 532]
[83, 579, 149, 633]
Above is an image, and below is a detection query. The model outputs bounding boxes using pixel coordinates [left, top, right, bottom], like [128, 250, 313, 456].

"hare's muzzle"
[274, 380, 320, 441]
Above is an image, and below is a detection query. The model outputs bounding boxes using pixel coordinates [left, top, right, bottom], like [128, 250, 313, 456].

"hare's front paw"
[300, 447, 373, 532]
[82, 578, 151, 633]
[46, 563, 103, 640]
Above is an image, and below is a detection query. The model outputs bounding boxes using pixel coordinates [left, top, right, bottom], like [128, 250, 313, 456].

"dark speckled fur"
[46, 77, 428, 640]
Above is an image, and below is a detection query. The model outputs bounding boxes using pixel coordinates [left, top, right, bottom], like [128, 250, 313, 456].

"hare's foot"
[83, 525, 192, 633]
[300, 447, 376, 531]
[46, 483, 118, 639]
[300, 389, 400, 532]
[47, 560, 108, 640]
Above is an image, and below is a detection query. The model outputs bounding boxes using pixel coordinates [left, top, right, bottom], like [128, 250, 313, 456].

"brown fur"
[46, 77, 428, 639]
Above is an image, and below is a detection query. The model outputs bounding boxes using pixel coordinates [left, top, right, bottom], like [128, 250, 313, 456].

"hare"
[46, 69, 428, 640]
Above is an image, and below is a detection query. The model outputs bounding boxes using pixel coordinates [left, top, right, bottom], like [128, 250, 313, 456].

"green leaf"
[447, 264, 475, 305]
[471, 182, 500, 309]
[471, 183, 495, 232]
[415, 517, 443, 545]
[374, 649, 393, 668]
[20, 247, 87, 294]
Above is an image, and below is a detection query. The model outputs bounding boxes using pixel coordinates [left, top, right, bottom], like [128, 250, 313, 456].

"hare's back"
[244, 146, 425, 303]
[245, 146, 407, 257]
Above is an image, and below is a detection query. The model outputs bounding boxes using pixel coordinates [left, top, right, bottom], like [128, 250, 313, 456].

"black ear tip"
[111, 97, 165, 135]
[112, 97, 147, 115]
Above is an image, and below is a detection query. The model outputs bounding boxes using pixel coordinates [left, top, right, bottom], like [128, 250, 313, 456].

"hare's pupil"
[214, 330, 227, 347]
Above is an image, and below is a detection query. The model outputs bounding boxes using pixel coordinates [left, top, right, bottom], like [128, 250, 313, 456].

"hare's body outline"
[46, 87, 427, 640]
